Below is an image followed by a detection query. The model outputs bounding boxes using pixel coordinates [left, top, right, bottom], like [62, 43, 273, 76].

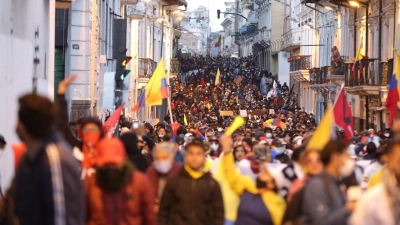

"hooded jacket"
[120, 133, 149, 172]
[85, 166, 156, 225]
[158, 164, 224, 225]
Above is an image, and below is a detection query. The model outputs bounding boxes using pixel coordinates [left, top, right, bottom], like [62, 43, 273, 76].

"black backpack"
[281, 174, 333, 225]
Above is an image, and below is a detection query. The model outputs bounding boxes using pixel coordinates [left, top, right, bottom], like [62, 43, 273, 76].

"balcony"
[138, 58, 157, 78]
[170, 58, 180, 75]
[288, 55, 312, 72]
[344, 58, 384, 96]
[281, 28, 301, 51]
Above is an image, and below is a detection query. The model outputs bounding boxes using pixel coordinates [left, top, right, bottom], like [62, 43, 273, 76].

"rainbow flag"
[385, 53, 400, 127]
[307, 103, 336, 150]
[132, 59, 169, 111]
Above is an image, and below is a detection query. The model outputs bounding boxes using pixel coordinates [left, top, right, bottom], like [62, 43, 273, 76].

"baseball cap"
[0, 135, 6, 145]
[96, 138, 126, 166]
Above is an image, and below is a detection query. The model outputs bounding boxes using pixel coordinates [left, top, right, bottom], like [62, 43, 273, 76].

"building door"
[54, 47, 65, 99]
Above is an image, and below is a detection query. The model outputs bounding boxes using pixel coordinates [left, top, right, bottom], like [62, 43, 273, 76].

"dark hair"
[264, 127, 272, 133]
[185, 137, 205, 152]
[386, 140, 400, 155]
[144, 123, 154, 133]
[292, 145, 306, 161]
[233, 145, 245, 162]
[366, 142, 377, 155]
[18, 94, 55, 140]
[321, 140, 347, 166]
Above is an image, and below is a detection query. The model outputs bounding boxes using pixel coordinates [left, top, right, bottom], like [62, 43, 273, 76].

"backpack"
[282, 174, 333, 225]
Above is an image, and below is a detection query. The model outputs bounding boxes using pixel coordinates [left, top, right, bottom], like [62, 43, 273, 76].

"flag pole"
[167, 93, 174, 125]
[332, 83, 345, 108]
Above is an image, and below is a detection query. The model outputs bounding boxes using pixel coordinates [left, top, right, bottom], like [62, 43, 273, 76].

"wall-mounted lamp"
[304, 24, 314, 29]
[349, 1, 360, 7]
[324, 5, 335, 11]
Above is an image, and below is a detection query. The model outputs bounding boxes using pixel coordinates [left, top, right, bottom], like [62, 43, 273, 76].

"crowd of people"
[0, 56, 399, 225]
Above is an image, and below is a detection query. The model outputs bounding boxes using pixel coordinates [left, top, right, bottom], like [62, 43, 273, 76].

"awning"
[163, 0, 187, 7]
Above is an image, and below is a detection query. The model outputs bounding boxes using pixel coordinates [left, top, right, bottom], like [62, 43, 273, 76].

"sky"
[185, 0, 227, 31]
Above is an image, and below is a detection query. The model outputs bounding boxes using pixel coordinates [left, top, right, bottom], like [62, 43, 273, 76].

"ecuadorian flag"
[132, 59, 169, 112]
[385, 53, 400, 127]
[307, 102, 336, 150]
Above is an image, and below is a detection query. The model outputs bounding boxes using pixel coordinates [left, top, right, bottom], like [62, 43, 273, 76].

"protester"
[220, 135, 286, 225]
[360, 142, 388, 189]
[233, 145, 246, 164]
[85, 138, 156, 225]
[146, 142, 181, 213]
[2, 93, 84, 225]
[158, 138, 224, 225]
[302, 140, 355, 225]
[350, 140, 400, 225]
[280, 145, 306, 199]
[120, 132, 149, 172]
[238, 144, 270, 180]
[287, 149, 323, 201]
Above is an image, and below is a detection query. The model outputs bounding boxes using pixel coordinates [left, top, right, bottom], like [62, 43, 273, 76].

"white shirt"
[360, 161, 383, 189]
[350, 183, 395, 225]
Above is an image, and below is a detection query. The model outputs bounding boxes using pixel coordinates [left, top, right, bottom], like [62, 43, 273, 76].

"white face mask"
[339, 158, 355, 178]
[154, 160, 173, 174]
[266, 133, 272, 138]
[384, 133, 390, 137]
[211, 143, 219, 151]
[159, 135, 164, 138]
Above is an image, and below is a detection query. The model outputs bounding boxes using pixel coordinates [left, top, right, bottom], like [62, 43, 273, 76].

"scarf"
[383, 169, 400, 224]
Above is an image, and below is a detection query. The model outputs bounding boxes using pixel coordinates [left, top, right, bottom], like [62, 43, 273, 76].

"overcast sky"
[185, 0, 227, 31]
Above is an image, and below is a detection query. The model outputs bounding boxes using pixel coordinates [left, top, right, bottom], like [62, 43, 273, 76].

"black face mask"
[96, 163, 133, 192]
[281, 119, 286, 123]
[256, 177, 267, 189]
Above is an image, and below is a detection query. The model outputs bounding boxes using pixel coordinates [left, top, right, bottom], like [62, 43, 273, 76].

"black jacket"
[158, 167, 224, 225]
[13, 134, 84, 225]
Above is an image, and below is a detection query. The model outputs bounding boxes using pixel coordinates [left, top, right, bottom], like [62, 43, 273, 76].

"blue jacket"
[13, 134, 84, 225]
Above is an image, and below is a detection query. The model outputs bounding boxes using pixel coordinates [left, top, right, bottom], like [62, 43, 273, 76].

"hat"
[253, 144, 268, 161]
[0, 135, 6, 145]
[97, 138, 126, 166]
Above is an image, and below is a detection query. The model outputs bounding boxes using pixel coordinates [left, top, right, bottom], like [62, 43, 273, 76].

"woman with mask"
[146, 142, 181, 214]
[219, 135, 286, 225]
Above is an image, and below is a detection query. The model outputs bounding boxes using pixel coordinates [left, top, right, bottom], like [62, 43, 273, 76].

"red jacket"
[85, 170, 157, 225]
[146, 162, 182, 200]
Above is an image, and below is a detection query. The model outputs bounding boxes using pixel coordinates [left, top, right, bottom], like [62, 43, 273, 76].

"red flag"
[200, 78, 205, 86]
[333, 87, 354, 143]
[103, 102, 125, 136]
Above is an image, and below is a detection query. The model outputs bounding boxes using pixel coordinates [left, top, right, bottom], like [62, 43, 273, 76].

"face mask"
[82, 131, 101, 147]
[281, 119, 286, 123]
[339, 158, 355, 178]
[211, 143, 219, 151]
[384, 133, 390, 137]
[256, 177, 267, 189]
[266, 133, 272, 138]
[96, 166, 129, 192]
[159, 135, 164, 138]
[276, 147, 284, 154]
[154, 160, 173, 174]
